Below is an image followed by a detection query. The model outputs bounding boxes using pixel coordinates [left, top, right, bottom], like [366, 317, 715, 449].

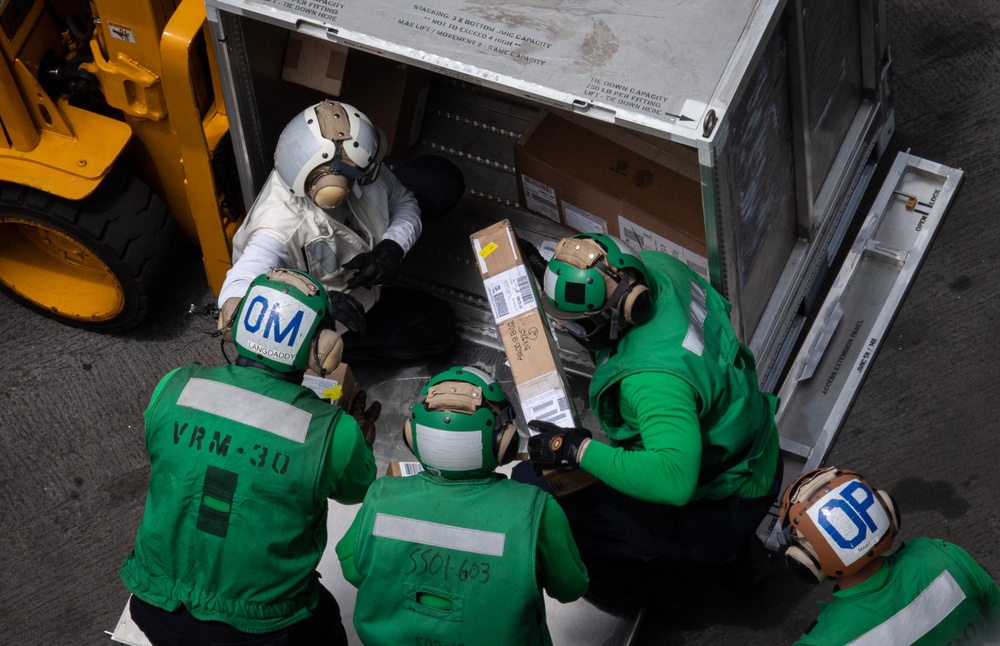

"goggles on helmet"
[541, 234, 648, 342]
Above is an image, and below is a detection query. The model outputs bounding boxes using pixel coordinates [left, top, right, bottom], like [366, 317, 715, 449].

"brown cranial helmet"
[779, 467, 900, 583]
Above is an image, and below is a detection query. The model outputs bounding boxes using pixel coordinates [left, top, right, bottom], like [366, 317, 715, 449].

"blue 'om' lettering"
[242, 295, 304, 346]
[817, 481, 879, 550]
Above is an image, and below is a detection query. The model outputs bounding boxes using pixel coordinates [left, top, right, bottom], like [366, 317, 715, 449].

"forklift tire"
[0, 164, 178, 332]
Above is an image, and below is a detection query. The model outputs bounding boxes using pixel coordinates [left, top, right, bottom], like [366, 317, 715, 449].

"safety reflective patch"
[682, 281, 707, 355]
[374, 513, 505, 556]
[178, 379, 312, 443]
[846, 571, 965, 645]
[413, 423, 483, 471]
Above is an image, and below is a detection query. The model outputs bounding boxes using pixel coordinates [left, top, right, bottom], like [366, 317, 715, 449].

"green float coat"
[349, 472, 557, 646]
[120, 364, 374, 633]
[585, 252, 779, 502]
[796, 538, 1000, 645]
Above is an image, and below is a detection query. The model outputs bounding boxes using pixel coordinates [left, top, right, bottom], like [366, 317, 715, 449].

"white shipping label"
[398, 462, 425, 477]
[521, 175, 560, 222]
[520, 388, 574, 428]
[483, 265, 536, 323]
[618, 216, 709, 280]
[563, 201, 608, 235]
[538, 239, 557, 261]
[301, 374, 343, 402]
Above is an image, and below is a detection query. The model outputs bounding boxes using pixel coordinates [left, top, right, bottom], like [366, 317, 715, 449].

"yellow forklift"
[0, 0, 238, 330]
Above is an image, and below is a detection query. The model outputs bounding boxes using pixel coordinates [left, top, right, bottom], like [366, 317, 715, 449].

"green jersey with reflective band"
[796, 538, 1000, 646]
[350, 472, 553, 646]
[588, 251, 779, 500]
[120, 363, 374, 633]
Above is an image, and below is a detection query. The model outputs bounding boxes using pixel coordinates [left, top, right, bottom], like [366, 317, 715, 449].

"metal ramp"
[757, 152, 964, 547]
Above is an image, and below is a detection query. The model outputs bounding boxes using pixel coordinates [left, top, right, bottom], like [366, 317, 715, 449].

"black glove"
[349, 389, 381, 447]
[516, 238, 548, 285]
[343, 240, 405, 290]
[327, 290, 368, 336]
[527, 420, 593, 472]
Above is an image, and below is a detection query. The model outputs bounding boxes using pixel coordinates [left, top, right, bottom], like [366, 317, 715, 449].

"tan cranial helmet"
[273, 100, 384, 208]
[779, 467, 900, 583]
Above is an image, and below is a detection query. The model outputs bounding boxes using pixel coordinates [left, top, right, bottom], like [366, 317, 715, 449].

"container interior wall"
[226, 15, 709, 283]
[714, 17, 799, 342]
[232, 18, 551, 209]
[802, 0, 863, 204]
[238, 18, 326, 170]
[221, 5, 886, 380]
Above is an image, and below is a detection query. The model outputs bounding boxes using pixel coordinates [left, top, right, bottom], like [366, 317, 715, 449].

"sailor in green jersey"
[120, 269, 378, 645]
[336, 366, 588, 646]
[781, 467, 1000, 645]
[513, 233, 781, 606]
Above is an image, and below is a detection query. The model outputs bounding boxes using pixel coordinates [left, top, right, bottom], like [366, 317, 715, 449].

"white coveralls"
[218, 168, 421, 312]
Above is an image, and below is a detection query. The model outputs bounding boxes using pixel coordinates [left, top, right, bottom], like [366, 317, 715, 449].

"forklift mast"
[0, 0, 240, 329]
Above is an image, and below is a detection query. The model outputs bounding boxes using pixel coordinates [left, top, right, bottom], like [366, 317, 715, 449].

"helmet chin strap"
[608, 307, 621, 341]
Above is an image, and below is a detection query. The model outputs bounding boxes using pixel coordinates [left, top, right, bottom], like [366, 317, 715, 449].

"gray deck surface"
[3, 2, 998, 644]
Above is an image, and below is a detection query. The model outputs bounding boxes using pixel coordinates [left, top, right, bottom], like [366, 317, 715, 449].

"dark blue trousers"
[341, 155, 463, 363]
[129, 583, 348, 646]
[513, 459, 782, 605]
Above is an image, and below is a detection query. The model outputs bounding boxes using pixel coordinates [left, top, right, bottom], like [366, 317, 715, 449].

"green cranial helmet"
[406, 366, 518, 479]
[541, 233, 652, 342]
[231, 268, 331, 373]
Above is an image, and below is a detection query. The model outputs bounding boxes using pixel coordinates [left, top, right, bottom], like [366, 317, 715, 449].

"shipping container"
[112, 1, 960, 644]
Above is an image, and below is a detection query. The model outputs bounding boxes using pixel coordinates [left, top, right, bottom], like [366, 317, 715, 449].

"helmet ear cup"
[493, 422, 518, 466]
[784, 542, 827, 585]
[621, 283, 651, 325]
[307, 328, 344, 376]
[217, 297, 242, 342]
[877, 489, 901, 535]
[403, 419, 415, 454]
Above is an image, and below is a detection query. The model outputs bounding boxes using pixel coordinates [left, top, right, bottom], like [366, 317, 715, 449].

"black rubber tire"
[0, 163, 178, 332]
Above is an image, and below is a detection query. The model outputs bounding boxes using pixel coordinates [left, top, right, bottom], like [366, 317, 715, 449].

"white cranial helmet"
[273, 100, 383, 201]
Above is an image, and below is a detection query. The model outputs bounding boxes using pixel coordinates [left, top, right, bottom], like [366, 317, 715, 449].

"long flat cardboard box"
[470, 219, 595, 496]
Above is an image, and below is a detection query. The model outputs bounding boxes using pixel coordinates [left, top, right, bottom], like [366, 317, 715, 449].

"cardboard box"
[515, 109, 709, 279]
[281, 41, 430, 157]
[559, 111, 701, 182]
[281, 33, 350, 96]
[340, 51, 432, 156]
[470, 219, 596, 496]
[302, 362, 357, 409]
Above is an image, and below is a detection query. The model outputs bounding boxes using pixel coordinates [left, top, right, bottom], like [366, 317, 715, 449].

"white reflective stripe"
[682, 281, 707, 356]
[846, 571, 966, 646]
[414, 423, 484, 471]
[373, 513, 506, 557]
[177, 378, 312, 443]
